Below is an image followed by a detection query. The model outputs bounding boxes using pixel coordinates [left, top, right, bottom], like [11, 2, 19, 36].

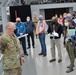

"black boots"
[49, 59, 56, 62]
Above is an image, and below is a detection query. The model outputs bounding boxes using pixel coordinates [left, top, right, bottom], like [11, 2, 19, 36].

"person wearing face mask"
[63, 13, 68, 47]
[47, 16, 63, 63]
[36, 15, 47, 57]
[63, 15, 76, 46]
[24, 16, 35, 49]
[15, 17, 28, 56]
[64, 17, 75, 73]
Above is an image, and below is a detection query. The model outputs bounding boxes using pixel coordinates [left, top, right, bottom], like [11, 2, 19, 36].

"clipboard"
[67, 29, 75, 35]
[18, 34, 28, 39]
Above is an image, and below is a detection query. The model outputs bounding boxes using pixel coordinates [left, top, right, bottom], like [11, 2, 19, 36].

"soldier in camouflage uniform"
[32, 14, 38, 38]
[0, 22, 25, 75]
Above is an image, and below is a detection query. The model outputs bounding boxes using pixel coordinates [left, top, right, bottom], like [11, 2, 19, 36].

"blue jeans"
[39, 33, 46, 55]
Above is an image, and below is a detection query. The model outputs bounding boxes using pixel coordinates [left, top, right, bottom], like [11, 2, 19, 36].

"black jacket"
[24, 21, 35, 34]
[47, 22, 63, 39]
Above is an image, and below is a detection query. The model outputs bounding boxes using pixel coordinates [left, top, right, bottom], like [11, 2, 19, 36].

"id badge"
[17, 54, 20, 58]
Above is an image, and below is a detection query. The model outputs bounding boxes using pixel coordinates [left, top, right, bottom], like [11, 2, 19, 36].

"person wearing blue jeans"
[39, 33, 46, 56]
[36, 15, 47, 57]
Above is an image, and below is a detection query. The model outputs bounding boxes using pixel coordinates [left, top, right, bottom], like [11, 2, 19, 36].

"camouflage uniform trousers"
[4, 67, 22, 75]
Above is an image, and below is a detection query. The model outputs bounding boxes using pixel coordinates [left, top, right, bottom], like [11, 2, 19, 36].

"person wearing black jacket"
[47, 16, 63, 63]
[24, 16, 35, 49]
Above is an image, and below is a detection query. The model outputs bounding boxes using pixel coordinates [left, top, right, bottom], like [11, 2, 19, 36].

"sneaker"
[49, 59, 56, 62]
[39, 53, 43, 55]
[58, 59, 62, 63]
[66, 68, 74, 73]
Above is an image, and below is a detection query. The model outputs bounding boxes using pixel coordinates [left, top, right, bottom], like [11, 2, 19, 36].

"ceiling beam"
[1, 0, 8, 6]
[0, 0, 14, 7]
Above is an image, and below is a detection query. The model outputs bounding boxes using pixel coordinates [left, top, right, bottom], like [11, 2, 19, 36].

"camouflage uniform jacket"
[32, 17, 38, 26]
[0, 33, 24, 69]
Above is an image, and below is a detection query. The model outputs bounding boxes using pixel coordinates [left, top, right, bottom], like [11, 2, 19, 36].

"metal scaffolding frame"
[0, 0, 13, 33]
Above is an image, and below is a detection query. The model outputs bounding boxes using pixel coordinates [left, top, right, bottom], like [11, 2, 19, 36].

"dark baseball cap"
[65, 16, 71, 21]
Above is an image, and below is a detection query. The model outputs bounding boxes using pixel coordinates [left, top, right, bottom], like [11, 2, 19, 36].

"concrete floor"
[0, 34, 76, 75]
[22, 35, 76, 75]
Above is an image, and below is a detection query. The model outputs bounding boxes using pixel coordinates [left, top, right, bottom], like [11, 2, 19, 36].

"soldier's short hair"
[5, 22, 15, 29]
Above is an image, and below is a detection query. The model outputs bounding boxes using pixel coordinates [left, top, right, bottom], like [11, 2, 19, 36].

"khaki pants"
[4, 67, 22, 75]
[50, 38, 62, 60]
[65, 41, 75, 66]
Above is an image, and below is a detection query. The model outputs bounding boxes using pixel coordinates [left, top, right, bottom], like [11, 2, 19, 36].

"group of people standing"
[36, 13, 76, 73]
[47, 13, 76, 73]
[15, 16, 35, 56]
[0, 16, 36, 75]
[0, 12, 76, 75]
